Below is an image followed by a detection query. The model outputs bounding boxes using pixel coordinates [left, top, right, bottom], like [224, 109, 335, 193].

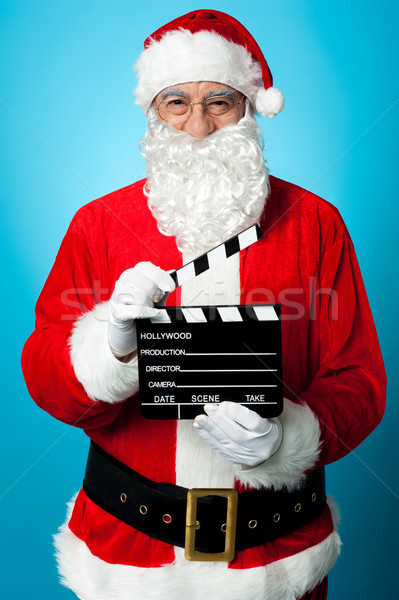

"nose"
[183, 103, 215, 139]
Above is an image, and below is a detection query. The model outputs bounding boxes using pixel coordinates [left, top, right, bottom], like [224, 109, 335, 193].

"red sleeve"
[21, 218, 124, 429]
[300, 231, 386, 466]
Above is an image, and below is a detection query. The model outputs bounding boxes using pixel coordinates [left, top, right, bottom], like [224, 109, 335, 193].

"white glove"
[108, 262, 175, 357]
[193, 401, 283, 467]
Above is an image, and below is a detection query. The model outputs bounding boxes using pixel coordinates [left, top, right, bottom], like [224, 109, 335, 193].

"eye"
[206, 97, 235, 116]
[209, 100, 230, 107]
[163, 97, 190, 115]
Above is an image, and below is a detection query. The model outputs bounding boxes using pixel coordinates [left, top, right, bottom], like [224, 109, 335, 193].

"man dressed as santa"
[22, 9, 386, 600]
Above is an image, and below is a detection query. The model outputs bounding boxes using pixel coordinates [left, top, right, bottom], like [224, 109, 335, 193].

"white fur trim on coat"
[54, 495, 340, 600]
[69, 301, 139, 404]
[134, 29, 263, 113]
[174, 253, 241, 496]
[234, 398, 321, 491]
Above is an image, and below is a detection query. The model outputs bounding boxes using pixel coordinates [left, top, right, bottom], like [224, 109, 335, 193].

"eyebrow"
[205, 90, 237, 100]
[160, 88, 238, 101]
[161, 88, 189, 100]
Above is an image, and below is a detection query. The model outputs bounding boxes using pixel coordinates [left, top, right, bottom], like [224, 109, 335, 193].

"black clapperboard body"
[137, 225, 284, 420]
[137, 304, 282, 419]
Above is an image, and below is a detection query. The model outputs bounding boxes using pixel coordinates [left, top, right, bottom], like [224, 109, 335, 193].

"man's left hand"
[193, 402, 283, 467]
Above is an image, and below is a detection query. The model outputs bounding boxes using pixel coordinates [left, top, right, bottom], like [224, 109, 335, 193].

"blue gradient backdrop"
[1, 1, 398, 598]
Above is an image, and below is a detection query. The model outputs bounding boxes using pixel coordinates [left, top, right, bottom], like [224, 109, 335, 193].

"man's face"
[143, 84, 268, 257]
[153, 81, 246, 139]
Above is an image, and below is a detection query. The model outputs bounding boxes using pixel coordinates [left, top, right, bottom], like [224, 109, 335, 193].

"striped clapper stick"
[169, 223, 263, 287]
[137, 304, 283, 420]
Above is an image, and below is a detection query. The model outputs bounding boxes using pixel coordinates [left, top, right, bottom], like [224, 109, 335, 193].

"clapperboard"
[137, 224, 283, 420]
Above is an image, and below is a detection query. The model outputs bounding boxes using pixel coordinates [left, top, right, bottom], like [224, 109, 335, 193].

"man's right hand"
[108, 262, 175, 358]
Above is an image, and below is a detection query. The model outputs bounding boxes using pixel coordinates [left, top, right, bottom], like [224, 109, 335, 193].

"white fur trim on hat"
[69, 301, 139, 404]
[135, 29, 263, 112]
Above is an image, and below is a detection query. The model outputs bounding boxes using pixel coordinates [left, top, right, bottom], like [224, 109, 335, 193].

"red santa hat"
[134, 9, 284, 118]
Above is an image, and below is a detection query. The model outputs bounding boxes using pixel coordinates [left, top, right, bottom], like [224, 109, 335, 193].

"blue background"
[1, 1, 398, 598]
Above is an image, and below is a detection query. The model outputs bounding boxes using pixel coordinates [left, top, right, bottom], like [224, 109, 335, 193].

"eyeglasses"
[154, 94, 244, 123]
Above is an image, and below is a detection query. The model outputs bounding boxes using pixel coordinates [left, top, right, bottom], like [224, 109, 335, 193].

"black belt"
[83, 442, 326, 562]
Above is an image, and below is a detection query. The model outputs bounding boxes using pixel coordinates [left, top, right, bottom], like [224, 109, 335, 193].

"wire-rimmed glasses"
[154, 94, 245, 123]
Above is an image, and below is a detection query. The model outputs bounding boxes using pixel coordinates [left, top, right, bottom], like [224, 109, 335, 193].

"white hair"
[140, 107, 269, 258]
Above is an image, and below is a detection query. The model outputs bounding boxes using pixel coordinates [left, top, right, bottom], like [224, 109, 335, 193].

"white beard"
[140, 108, 269, 259]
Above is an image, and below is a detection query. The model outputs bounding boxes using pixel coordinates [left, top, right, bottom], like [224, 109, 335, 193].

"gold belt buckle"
[185, 488, 238, 562]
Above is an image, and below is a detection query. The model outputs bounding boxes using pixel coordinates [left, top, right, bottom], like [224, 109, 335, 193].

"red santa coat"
[22, 176, 386, 600]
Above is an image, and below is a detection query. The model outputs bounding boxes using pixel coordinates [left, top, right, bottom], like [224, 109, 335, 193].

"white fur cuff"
[69, 302, 139, 404]
[234, 399, 321, 490]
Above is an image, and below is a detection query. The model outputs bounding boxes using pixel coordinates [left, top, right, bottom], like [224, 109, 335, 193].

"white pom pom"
[255, 87, 285, 118]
